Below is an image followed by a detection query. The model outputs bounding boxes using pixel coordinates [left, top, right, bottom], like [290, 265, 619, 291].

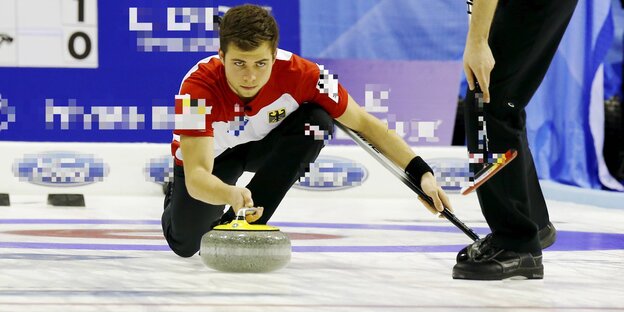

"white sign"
[0, 0, 98, 68]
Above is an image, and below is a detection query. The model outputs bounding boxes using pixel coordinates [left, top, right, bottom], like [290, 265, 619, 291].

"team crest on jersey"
[268, 108, 286, 123]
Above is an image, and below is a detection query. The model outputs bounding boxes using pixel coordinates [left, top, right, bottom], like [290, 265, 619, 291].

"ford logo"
[294, 155, 367, 191]
[12, 151, 109, 186]
[427, 157, 471, 193]
[144, 155, 173, 183]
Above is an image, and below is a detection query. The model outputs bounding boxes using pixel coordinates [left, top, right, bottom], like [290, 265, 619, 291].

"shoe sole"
[452, 265, 544, 280]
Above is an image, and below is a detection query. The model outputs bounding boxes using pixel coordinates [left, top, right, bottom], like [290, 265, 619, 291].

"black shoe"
[456, 222, 556, 262]
[539, 222, 557, 249]
[163, 182, 173, 211]
[452, 240, 544, 280]
[456, 234, 493, 263]
[162, 182, 170, 196]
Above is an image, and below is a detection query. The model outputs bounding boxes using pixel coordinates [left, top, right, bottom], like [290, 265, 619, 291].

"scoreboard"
[0, 0, 98, 68]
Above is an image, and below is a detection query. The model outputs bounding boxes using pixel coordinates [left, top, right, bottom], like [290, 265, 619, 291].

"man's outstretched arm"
[335, 94, 452, 214]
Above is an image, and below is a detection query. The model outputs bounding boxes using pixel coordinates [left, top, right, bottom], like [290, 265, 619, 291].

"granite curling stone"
[200, 209, 291, 273]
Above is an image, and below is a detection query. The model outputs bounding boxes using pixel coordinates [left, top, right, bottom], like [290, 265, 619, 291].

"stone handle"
[236, 207, 259, 220]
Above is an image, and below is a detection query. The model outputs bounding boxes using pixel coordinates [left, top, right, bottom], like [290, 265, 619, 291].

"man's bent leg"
[162, 148, 246, 257]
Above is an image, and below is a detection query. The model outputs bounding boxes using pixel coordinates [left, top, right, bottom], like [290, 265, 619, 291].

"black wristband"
[405, 156, 434, 187]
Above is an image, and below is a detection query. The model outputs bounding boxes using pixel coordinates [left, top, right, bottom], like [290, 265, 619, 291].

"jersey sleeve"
[173, 77, 216, 137]
[300, 61, 349, 118]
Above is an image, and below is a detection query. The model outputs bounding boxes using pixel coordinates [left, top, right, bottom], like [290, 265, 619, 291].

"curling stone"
[200, 208, 291, 273]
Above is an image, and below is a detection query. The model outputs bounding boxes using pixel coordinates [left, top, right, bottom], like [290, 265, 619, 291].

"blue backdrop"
[299, 0, 623, 191]
[0, 0, 300, 143]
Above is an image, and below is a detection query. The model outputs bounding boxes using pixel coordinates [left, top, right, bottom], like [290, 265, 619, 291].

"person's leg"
[455, 0, 577, 279]
[219, 104, 334, 224]
[478, 0, 576, 251]
[162, 146, 247, 257]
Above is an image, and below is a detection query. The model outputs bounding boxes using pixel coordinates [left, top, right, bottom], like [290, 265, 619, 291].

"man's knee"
[162, 221, 201, 258]
[293, 104, 333, 148]
[301, 104, 334, 137]
[166, 232, 207, 258]
[171, 243, 200, 258]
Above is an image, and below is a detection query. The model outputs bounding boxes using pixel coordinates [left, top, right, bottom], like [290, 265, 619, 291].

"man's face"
[219, 41, 276, 101]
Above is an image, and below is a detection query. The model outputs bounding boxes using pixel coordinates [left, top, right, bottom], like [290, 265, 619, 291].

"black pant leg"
[220, 104, 334, 224]
[161, 147, 246, 257]
[464, 0, 578, 251]
[247, 104, 333, 223]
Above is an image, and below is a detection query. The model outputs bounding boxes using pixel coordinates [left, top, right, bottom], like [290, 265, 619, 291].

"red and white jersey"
[171, 49, 349, 165]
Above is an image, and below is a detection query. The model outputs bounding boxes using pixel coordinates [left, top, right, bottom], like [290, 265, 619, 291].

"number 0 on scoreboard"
[0, 0, 98, 68]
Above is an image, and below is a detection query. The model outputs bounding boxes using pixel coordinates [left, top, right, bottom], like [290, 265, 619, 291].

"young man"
[453, 0, 578, 280]
[162, 4, 451, 258]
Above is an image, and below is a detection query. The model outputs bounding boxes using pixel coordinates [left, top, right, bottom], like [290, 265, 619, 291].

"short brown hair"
[219, 4, 279, 54]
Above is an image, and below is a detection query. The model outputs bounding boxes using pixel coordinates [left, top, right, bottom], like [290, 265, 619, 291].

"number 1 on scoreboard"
[76, 0, 85, 22]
